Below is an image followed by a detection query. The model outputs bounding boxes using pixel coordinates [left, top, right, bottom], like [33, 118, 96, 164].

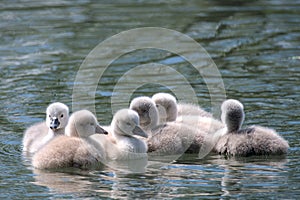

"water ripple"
[1, 0, 300, 199]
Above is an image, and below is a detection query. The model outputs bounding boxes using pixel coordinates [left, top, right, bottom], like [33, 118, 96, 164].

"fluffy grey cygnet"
[214, 99, 289, 157]
[32, 110, 107, 169]
[22, 102, 69, 154]
[130, 96, 212, 155]
[152, 93, 227, 155]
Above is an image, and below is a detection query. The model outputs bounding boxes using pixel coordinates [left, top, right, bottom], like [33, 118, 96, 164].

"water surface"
[1, 0, 300, 199]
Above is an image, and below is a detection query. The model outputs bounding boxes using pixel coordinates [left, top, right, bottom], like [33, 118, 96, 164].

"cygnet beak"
[132, 126, 148, 138]
[50, 118, 60, 130]
[96, 124, 108, 135]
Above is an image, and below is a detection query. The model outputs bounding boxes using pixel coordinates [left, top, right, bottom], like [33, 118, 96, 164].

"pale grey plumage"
[147, 122, 203, 155]
[177, 103, 212, 118]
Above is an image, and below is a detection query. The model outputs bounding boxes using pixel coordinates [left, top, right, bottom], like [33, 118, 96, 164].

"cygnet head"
[65, 110, 108, 138]
[221, 99, 245, 133]
[112, 109, 148, 138]
[45, 102, 69, 132]
[129, 96, 159, 130]
[152, 93, 178, 123]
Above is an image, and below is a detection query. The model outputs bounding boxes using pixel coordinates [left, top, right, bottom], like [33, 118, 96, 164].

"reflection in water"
[104, 157, 148, 174]
[26, 153, 294, 199]
[210, 156, 288, 198]
[32, 158, 149, 198]
[33, 169, 95, 195]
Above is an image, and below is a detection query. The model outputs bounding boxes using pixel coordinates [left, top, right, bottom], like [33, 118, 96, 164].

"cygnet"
[32, 110, 107, 169]
[151, 93, 226, 155]
[22, 102, 69, 154]
[214, 99, 289, 156]
[90, 109, 148, 160]
[130, 96, 211, 155]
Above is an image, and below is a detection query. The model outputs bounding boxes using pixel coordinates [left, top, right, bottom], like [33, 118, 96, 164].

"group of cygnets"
[22, 93, 289, 170]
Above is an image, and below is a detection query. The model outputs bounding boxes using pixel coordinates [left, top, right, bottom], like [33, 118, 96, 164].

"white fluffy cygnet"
[90, 109, 148, 160]
[32, 110, 107, 169]
[22, 102, 69, 154]
[214, 99, 289, 157]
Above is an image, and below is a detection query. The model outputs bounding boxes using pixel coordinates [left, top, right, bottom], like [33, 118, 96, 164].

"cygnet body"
[32, 110, 107, 169]
[22, 102, 69, 154]
[214, 99, 289, 156]
[147, 122, 205, 155]
[176, 115, 225, 135]
[90, 109, 148, 160]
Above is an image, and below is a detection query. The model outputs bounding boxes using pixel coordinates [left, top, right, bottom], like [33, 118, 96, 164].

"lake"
[1, 0, 300, 199]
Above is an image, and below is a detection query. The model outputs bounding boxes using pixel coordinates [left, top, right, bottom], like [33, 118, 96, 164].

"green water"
[1, 0, 300, 199]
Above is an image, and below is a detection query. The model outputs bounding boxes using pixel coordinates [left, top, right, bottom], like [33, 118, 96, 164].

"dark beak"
[132, 126, 148, 138]
[96, 124, 108, 135]
[50, 118, 60, 130]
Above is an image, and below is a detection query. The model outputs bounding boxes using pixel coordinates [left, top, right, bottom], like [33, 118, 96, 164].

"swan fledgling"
[32, 110, 108, 169]
[214, 99, 289, 156]
[151, 93, 225, 155]
[152, 93, 178, 123]
[130, 96, 209, 155]
[90, 109, 148, 160]
[129, 96, 159, 133]
[177, 103, 212, 118]
[22, 102, 69, 154]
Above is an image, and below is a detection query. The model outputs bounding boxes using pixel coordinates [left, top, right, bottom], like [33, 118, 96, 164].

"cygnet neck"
[222, 99, 245, 133]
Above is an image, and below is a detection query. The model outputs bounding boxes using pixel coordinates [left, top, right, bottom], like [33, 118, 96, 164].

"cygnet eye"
[126, 122, 131, 126]
[90, 123, 94, 126]
[48, 114, 51, 118]
[60, 114, 64, 118]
